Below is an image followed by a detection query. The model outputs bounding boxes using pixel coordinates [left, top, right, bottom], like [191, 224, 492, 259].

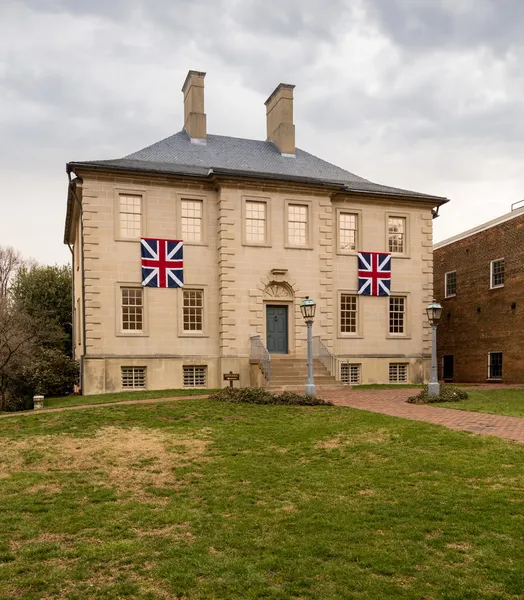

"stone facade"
[67, 170, 437, 394]
[434, 208, 524, 383]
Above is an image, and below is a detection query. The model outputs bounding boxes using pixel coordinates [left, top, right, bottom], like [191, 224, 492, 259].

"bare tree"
[0, 246, 24, 297]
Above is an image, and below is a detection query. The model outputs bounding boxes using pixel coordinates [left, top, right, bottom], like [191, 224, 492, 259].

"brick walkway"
[322, 388, 524, 444]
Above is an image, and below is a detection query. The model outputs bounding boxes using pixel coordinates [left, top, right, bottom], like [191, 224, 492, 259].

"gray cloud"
[1, 0, 524, 264]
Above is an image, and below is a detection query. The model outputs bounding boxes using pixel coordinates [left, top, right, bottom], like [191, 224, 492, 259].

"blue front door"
[266, 305, 288, 354]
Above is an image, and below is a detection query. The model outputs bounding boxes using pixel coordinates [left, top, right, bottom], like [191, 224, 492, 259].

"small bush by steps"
[407, 384, 469, 404]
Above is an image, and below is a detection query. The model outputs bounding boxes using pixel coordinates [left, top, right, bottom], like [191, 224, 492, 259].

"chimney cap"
[264, 83, 295, 107]
[181, 70, 206, 93]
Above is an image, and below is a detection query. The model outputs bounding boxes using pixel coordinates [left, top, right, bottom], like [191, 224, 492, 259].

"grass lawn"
[40, 388, 217, 410]
[434, 388, 524, 418]
[1, 399, 524, 599]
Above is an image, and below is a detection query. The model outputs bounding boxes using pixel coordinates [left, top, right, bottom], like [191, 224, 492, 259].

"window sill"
[116, 332, 149, 337]
[115, 237, 141, 243]
[490, 285, 504, 290]
[487, 377, 502, 381]
[178, 332, 209, 338]
[184, 241, 208, 247]
[390, 253, 411, 260]
[445, 294, 456, 299]
[337, 334, 364, 339]
[386, 335, 412, 340]
[284, 244, 314, 251]
[242, 242, 272, 248]
[336, 249, 358, 257]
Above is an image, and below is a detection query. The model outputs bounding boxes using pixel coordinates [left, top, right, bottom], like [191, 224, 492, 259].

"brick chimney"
[265, 83, 296, 156]
[182, 70, 207, 142]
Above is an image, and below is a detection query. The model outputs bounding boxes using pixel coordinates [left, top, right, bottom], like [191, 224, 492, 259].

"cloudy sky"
[1, 0, 523, 265]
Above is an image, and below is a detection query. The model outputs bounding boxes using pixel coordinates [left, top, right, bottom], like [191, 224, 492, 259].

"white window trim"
[176, 193, 208, 246]
[490, 258, 505, 289]
[121, 366, 147, 390]
[183, 365, 208, 388]
[284, 199, 313, 250]
[340, 362, 361, 385]
[114, 187, 147, 242]
[337, 290, 363, 339]
[115, 282, 148, 337]
[389, 363, 409, 383]
[487, 351, 503, 380]
[241, 195, 271, 247]
[385, 212, 410, 258]
[445, 271, 457, 298]
[386, 293, 411, 339]
[178, 285, 209, 338]
[336, 207, 362, 256]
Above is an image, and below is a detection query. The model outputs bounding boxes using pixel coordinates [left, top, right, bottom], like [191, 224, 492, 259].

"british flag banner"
[141, 238, 184, 288]
[357, 251, 391, 296]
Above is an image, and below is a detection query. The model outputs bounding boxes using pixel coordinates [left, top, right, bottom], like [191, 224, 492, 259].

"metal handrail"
[312, 335, 337, 379]
[250, 335, 271, 382]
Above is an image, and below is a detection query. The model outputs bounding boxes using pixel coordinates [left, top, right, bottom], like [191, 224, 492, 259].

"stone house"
[64, 70, 448, 395]
[434, 206, 524, 383]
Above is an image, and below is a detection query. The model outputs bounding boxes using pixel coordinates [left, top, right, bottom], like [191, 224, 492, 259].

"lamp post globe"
[300, 297, 316, 397]
[426, 300, 442, 397]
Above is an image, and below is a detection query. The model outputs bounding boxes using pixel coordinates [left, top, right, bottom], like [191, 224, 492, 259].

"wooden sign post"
[223, 371, 240, 388]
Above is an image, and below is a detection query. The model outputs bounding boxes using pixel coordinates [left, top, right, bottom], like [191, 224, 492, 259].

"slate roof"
[67, 130, 448, 203]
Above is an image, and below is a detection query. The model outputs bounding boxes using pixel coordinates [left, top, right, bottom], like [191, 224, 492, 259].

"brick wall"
[434, 211, 524, 383]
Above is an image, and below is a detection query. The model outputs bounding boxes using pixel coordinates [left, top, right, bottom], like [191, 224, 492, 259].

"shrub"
[407, 384, 468, 404]
[210, 387, 333, 406]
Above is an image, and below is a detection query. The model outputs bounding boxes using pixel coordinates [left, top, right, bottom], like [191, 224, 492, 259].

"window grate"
[389, 363, 408, 383]
[183, 366, 207, 388]
[488, 352, 503, 379]
[121, 367, 146, 389]
[341, 363, 361, 385]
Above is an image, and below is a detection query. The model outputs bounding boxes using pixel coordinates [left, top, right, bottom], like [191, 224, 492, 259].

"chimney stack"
[182, 70, 207, 142]
[265, 83, 295, 156]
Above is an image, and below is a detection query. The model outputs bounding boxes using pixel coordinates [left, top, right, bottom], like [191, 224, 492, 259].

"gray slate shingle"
[69, 130, 447, 202]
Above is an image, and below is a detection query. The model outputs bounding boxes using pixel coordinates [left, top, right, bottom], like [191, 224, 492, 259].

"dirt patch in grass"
[0, 427, 210, 499]
[315, 429, 390, 449]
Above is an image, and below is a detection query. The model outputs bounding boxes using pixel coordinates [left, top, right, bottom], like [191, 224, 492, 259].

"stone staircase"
[267, 355, 344, 392]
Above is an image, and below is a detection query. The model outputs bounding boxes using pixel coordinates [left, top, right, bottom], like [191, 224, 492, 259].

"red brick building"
[433, 207, 524, 383]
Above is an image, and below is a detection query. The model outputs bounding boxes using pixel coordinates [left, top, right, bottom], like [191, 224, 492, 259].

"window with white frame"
[119, 194, 142, 239]
[76, 298, 81, 346]
[445, 271, 457, 297]
[389, 296, 406, 334]
[183, 365, 207, 387]
[340, 294, 357, 333]
[121, 288, 143, 331]
[490, 259, 505, 288]
[341, 363, 361, 385]
[488, 352, 503, 379]
[288, 204, 308, 246]
[121, 367, 146, 389]
[339, 212, 358, 251]
[183, 289, 203, 332]
[245, 201, 267, 243]
[181, 199, 203, 242]
[388, 216, 406, 254]
[389, 363, 408, 383]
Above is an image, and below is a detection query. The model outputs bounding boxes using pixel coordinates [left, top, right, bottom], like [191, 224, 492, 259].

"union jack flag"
[357, 251, 391, 296]
[141, 238, 184, 288]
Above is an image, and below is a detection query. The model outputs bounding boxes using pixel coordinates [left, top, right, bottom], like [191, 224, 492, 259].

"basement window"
[121, 367, 146, 389]
[183, 366, 207, 388]
[341, 363, 361, 385]
[389, 363, 408, 383]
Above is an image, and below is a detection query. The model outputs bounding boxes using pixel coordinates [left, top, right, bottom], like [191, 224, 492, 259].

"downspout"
[67, 171, 86, 394]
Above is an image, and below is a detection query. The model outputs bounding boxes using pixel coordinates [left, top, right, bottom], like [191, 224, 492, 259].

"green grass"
[434, 388, 524, 418]
[42, 388, 217, 409]
[353, 384, 423, 389]
[1, 399, 524, 599]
